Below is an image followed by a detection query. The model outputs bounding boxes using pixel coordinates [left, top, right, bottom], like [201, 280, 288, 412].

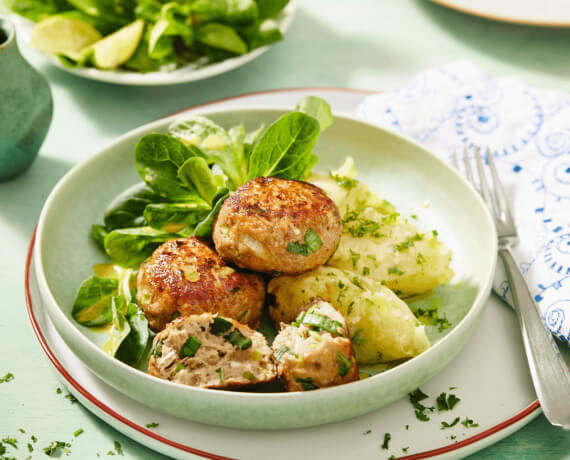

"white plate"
[24, 88, 547, 459]
[12, 2, 295, 86]
[431, 0, 570, 27]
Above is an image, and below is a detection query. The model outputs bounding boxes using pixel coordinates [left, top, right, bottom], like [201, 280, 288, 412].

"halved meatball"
[271, 300, 359, 391]
[137, 237, 265, 332]
[213, 177, 342, 275]
[148, 314, 276, 389]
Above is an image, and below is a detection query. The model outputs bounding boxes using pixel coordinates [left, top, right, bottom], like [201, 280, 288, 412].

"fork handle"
[499, 247, 570, 429]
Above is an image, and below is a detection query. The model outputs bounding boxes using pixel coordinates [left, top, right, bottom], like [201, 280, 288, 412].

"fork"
[452, 146, 570, 429]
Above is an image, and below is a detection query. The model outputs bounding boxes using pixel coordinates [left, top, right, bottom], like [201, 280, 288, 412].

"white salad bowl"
[13, 2, 295, 86]
[34, 106, 497, 429]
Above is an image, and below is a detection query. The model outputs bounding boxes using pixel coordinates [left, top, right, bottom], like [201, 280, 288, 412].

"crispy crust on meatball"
[213, 177, 342, 274]
[137, 237, 265, 332]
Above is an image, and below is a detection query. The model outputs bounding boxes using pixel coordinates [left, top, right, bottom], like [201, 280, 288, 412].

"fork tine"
[486, 148, 513, 223]
[462, 145, 476, 189]
[474, 146, 494, 212]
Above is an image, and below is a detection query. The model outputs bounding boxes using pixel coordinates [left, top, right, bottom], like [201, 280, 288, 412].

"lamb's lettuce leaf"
[72, 275, 118, 327]
[114, 301, 151, 366]
[144, 202, 211, 234]
[193, 189, 230, 237]
[5, 0, 71, 22]
[256, 0, 288, 20]
[196, 22, 248, 55]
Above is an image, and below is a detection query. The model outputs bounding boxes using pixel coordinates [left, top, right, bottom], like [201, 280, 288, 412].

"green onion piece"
[216, 367, 224, 383]
[151, 339, 163, 357]
[295, 311, 345, 337]
[304, 228, 322, 252]
[224, 329, 252, 350]
[180, 335, 201, 358]
[337, 352, 353, 377]
[242, 371, 257, 381]
[273, 345, 298, 363]
[210, 317, 233, 335]
[296, 377, 317, 391]
[287, 241, 310, 255]
[173, 362, 185, 375]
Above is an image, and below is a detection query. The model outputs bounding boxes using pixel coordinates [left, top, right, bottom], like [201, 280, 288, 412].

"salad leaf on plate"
[193, 189, 230, 237]
[296, 95, 333, 132]
[196, 22, 248, 55]
[72, 275, 119, 327]
[115, 301, 151, 366]
[5, 0, 71, 22]
[143, 202, 211, 234]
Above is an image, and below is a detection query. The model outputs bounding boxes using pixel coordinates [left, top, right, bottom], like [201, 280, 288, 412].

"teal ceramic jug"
[0, 16, 53, 181]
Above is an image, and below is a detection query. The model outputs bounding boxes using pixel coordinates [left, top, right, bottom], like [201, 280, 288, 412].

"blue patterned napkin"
[357, 61, 570, 346]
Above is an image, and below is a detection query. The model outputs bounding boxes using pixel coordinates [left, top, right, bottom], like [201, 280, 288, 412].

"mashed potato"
[268, 267, 430, 364]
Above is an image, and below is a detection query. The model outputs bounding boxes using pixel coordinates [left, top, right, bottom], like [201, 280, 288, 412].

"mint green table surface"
[1, 1, 569, 458]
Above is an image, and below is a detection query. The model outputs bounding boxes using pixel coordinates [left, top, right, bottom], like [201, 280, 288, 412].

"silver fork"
[452, 146, 570, 429]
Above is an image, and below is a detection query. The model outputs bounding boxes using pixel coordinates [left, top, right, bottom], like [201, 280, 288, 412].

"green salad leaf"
[5, 0, 71, 22]
[193, 189, 230, 237]
[115, 302, 151, 366]
[256, 0, 288, 20]
[72, 275, 119, 327]
[296, 96, 333, 132]
[144, 202, 210, 234]
[196, 22, 248, 55]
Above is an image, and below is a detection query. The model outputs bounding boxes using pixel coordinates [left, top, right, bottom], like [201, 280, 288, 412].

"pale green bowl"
[34, 107, 497, 429]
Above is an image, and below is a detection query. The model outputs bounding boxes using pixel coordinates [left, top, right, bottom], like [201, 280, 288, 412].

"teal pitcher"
[0, 16, 52, 181]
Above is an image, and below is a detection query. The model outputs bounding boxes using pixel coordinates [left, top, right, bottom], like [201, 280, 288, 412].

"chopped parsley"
[382, 212, 400, 224]
[224, 329, 252, 350]
[381, 432, 391, 450]
[432, 229, 439, 237]
[216, 367, 224, 383]
[387, 266, 404, 276]
[73, 429, 84, 437]
[180, 335, 201, 358]
[352, 329, 364, 345]
[367, 254, 377, 261]
[2, 438, 17, 449]
[461, 417, 479, 428]
[43, 441, 71, 457]
[31, 436, 37, 443]
[330, 172, 358, 190]
[65, 394, 77, 403]
[114, 441, 123, 455]
[0, 373, 14, 384]
[436, 392, 461, 411]
[56, 387, 62, 394]
[337, 352, 353, 377]
[363, 429, 372, 435]
[146, 422, 159, 429]
[342, 210, 383, 238]
[394, 233, 424, 252]
[362, 267, 370, 276]
[210, 317, 233, 335]
[17, 429, 25, 434]
[414, 307, 450, 332]
[402, 447, 409, 452]
[287, 229, 323, 256]
[27, 443, 33, 452]
[408, 388, 433, 421]
[350, 249, 360, 267]
[296, 377, 317, 391]
[416, 253, 426, 265]
[441, 417, 460, 429]
[351, 277, 364, 290]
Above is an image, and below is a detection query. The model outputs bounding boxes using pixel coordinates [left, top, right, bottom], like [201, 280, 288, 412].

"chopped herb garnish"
[402, 447, 409, 452]
[414, 307, 450, 332]
[343, 210, 383, 238]
[415, 409, 430, 421]
[216, 367, 224, 383]
[210, 317, 233, 335]
[224, 329, 252, 350]
[388, 266, 404, 275]
[337, 352, 353, 377]
[409, 388, 433, 421]
[416, 253, 426, 265]
[73, 429, 84, 437]
[352, 329, 364, 345]
[114, 441, 123, 455]
[296, 310, 345, 336]
[56, 387, 62, 394]
[394, 233, 424, 252]
[351, 277, 364, 290]
[362, 267, 370, 276]
[451, 435, 456, 440]
[366, 254, 377, 261]
[31, 436, 37, 443]
[441, 417, 460, 429]
[65, 393, 77, 403]
[0, 373, 14, 384]
[347, 301, 354, 314]
[330, 172, 358, 190]
[43, 441, 71, 457]
[432, 230, 439, 237]
[180, 335, 202, 358]
[381, 432, 391, 450]
[287, 229, 322, 256]
[436, 392, 461, 411]
[274, 345, 297, 363]
[382, 212, 400, 224]
[18, 428, 25, 434]
[146, 423, 159, 429]
[242, 371, 257, 381]
[2, 438, 17, 449]
[173, 363, 185, 375]
[296, 377, 317, 391]
[350, 249, 360, 267]
[363, 429, 372, 435]
[461, 417, 479, 428]
[449, 386, 457, 391]
[28, 443, 33, 452]
[405, 425, 409, 430]
[151, 340, 163, 357]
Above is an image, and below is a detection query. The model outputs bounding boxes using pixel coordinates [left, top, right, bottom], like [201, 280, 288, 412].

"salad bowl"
[33, 106, 497, 429]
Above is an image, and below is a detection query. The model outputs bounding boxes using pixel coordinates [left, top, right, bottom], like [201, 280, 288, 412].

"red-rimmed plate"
[25, 87, 544, 460]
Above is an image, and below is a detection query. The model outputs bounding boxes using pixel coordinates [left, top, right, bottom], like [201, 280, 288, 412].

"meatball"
[148, 314, 276, 389]
[213, 177, 342, 274]
[137, 237, 265, 332]
[271, 300, 359, 391]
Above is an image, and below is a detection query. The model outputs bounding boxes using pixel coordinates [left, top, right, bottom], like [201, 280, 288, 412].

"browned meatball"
[212, 177, 342, 274]
[148, 314, 276, 389]
[271, 300, 359, 391]
[137, 237, 265, 332]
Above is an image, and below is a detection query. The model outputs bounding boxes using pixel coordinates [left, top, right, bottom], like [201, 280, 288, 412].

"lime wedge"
[91, 19, 145, 70]
[30, 16, 102, 55]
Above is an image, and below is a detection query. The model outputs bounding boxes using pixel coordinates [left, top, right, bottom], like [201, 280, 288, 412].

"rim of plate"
[430, 0, 570, 27]
[26, 87, 541, 458]
[33, 98, 498, 405]
[13, 1, 296, 86]
[25, 230, 541, 460]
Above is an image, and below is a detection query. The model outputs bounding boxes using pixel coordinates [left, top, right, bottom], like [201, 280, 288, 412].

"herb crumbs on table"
[114, 440, 123, 455]
[56, 388, 62, 394]
[17, 428, 25, 434]
[146, 422, 159, 429]
[381, 432, 391, 450]
[73, 429, 84, 437]
[2, 438, 17, 449]
[362, 429, 371, 435]
[31, 435, 37, 443]
[461, 417, 479, 428]
[65, 393, 77, 403]
[0, 372, 14, 383]
[436, 392, 461, 411]
[405, 425, 409, 430]
[27, 443, 33, 452]
[43, 441, 71, 457]
[441, 417, 460, 429]
[402, 447, 409, 452]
